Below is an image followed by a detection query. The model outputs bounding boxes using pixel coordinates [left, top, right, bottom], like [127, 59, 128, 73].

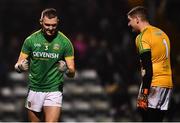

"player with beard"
[14, 8, 75, 122]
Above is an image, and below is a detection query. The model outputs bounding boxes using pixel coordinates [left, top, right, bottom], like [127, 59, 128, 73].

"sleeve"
[140, 49, 152, 90]
[21, 36, 32, 55]
[64, 39, 74, 59]
[136, 31, 151, 55]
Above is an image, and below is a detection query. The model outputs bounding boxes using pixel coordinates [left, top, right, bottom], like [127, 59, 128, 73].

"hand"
[58, 60, 68, 72]
[137, 89, 148, 110]
[19, 59, 29, 71]
[141, 68, 146, 77]
[15, 59, 29, 72]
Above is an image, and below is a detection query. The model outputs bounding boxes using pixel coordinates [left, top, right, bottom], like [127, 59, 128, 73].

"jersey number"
[45, 45, 48, 50]
[162, 39, 168, 59]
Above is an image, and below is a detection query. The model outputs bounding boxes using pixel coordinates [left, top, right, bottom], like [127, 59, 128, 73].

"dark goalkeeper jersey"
[21, 30, 74, 92]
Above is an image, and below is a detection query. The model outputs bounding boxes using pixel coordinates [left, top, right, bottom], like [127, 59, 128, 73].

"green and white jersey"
[21, 30, 74, 92]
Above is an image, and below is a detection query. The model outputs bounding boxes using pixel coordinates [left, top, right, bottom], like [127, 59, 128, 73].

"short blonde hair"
[127, 6, 148, 22]
[40, 8, 58, 21]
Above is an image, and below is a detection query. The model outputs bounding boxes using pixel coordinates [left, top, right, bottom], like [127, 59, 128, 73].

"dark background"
[0, 0, 180, 121]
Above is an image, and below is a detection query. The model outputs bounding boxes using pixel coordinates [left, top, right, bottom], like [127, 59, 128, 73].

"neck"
[44, 32, 57, 42]
[139, 22, 150, 32]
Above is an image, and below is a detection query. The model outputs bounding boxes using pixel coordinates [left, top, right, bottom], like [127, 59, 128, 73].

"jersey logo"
[53, 44, 60, 50]
[34, 43, 41, 47]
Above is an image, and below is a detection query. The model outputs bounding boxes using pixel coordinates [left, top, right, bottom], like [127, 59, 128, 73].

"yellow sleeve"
[17, 52, 29, 63]
[20, 52, 29, 58]
[65, 56, 74, 60]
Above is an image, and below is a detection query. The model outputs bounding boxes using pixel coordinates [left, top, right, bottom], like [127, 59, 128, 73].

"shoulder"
[58, 31, 70, 40]
[25, 30, 41, 41]
[147, 26, 165, 36]
[58, 31, 73, 44]
[139, 27, 153, 41]
[135, 34, 142, 46]
[147, 26, 170, 41]
[136, 34, 141, 41]
[136, 30, 148, 42]
[143, 27, 152, 36]
[152, 26, 168, 37]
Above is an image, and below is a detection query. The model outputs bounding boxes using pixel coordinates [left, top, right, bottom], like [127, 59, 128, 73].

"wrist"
[15, 63, 22, 73]
[141, 88, 149, 95]
[65, 69, 75, 78]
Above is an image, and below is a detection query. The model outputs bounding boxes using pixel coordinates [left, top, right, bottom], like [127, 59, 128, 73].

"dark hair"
[127, 6, 148, 22]
[40, 8, 58, 20]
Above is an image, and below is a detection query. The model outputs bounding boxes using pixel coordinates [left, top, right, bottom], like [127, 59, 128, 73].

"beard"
[42, 28, 58, 41]
[43, 27, 57, 35]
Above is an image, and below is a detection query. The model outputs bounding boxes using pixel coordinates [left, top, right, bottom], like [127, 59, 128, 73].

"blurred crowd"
[0, 0, 180, 121]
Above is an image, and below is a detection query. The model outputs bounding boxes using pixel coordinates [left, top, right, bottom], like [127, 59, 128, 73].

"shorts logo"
[28, 101, 31, 108]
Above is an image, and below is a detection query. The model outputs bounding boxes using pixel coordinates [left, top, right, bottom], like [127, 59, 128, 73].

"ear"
[39, 19, 43, 25]
[136, 17, 140, 24]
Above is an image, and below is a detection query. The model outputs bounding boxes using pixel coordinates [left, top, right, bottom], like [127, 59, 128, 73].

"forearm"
[140, 51, 153, 91]
[58, 59, 75, 78]
[137, 51, 152, 110]
[65, 58, 75, 78]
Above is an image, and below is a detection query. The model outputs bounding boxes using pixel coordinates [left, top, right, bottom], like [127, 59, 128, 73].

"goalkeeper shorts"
[25, 90, 63, 112]
[147, 86, 172, 110]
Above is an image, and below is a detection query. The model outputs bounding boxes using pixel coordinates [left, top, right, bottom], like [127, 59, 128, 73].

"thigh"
[27, 109, 43, 122]
[43, 106, 61, 122]
[43, 91, 63, 122]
